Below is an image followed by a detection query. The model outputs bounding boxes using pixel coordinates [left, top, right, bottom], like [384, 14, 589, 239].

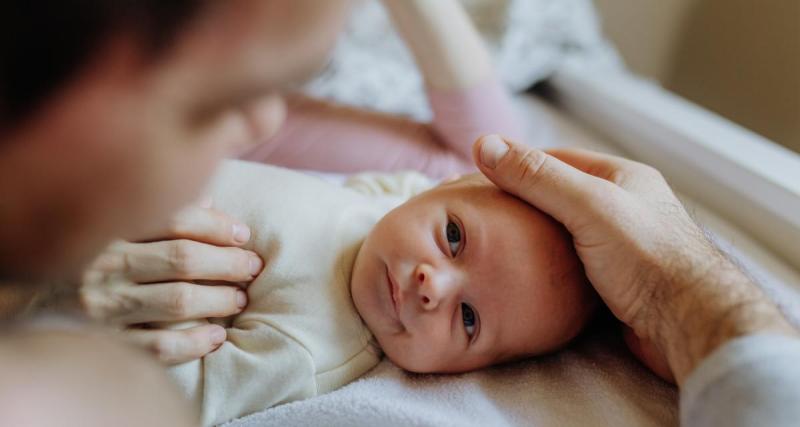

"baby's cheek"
[380, 334, 436, 373]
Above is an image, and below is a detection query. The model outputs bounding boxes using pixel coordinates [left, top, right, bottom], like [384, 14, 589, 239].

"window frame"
[548, 63, 800, 270]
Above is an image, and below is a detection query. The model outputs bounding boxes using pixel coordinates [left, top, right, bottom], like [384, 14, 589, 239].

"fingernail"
[233, 224, 251, 244]
[210, 325, 226, 344]
[479, 134, 509, 169]
[249, 255, 263, 276]
[236, 290, 248, 308]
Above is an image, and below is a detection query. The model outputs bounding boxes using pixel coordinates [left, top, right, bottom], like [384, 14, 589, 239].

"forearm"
[382, 0, 526, 156]
[240, 95, 475, 179]
[647, 246, 798, 385]
[383, 0, 492, 91]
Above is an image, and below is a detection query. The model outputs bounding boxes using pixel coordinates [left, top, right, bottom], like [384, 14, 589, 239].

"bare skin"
[473, 134, 798, 385]
[0, 329, 196, 427]
[351, 175, 595, 373]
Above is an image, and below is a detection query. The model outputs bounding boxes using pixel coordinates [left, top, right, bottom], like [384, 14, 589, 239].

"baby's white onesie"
[168, 160, 432, 426]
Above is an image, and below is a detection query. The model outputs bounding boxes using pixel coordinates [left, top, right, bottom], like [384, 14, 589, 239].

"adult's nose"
[413, 263, 456, 311]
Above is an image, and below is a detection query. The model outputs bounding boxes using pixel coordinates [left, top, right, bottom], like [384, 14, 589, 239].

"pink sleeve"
[237, 75, 524, 179]
[427, 74, 525, 161]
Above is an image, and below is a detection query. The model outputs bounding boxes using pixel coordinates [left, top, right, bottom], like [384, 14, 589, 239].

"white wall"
[593, 0, 800, 153]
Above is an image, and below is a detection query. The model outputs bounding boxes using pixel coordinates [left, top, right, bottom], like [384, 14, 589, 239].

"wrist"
[644, 250, 796, 384]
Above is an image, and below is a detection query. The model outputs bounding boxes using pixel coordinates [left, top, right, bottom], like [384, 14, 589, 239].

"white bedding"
[224, 96, 800, 427]
[226, 328, 676, 427]
[220, 1, 799, 420]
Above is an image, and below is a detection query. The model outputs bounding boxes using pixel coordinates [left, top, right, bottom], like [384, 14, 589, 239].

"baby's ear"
[441, 174, 461, 184]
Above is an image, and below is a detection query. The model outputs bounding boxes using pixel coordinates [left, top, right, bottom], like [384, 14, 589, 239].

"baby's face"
[351, 175, 595, 373]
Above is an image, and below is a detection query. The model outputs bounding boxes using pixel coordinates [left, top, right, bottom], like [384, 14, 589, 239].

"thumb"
[472, 134, 603, 229]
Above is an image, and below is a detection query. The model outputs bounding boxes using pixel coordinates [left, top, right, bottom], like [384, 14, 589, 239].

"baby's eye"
[461, 303, 477, 337]
[446, 221, 462, 256]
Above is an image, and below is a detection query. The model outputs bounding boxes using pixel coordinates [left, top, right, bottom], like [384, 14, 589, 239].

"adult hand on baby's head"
[472, 134, 701, 336]
[78, 201, 263, 365]
[472, 134, 796, 385]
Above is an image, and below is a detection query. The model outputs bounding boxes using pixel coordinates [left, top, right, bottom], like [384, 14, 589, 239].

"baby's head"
[351, 174, 597, 373]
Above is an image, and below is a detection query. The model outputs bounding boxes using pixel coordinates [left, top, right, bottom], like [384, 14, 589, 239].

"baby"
[169, 160, 596, 426]
[351, 172, 596, 373]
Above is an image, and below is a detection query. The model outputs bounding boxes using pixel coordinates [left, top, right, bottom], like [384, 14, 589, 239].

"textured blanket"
[225, 327, 676, 427]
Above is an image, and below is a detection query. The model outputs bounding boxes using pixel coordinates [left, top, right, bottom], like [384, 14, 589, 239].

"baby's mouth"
[385, 267, 403, 327]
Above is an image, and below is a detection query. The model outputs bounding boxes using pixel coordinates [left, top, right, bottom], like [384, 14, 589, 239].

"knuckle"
[119, 252, 134, 276]
[585, 180, 628, 216]
[166, 286, 194, 317]
[151, 334, 179, 363]
[515, 149, 548, 187]
[169, 241, 197, 275]
[91, 251, 125, 273]
[589, 177, 616, 198]
[79, 287, 107, 320]
[606, 168, 629, 186]
[80, 285, 139, 324]
[608, 162, 662, 190]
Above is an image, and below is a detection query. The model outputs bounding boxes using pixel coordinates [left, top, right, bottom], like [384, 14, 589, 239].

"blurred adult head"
[0, 0, 349, 281]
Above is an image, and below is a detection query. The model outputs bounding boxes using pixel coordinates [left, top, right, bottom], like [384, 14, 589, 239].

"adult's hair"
[0, 0, 207, 128]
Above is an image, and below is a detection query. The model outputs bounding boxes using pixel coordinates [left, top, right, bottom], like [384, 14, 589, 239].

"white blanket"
[226, 328, 676, 427]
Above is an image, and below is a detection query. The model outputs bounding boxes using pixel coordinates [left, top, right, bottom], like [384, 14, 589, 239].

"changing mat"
[223, 96, 800, 427]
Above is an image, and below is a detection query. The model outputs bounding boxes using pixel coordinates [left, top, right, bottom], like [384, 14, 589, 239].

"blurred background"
[593, 0, 800, 153]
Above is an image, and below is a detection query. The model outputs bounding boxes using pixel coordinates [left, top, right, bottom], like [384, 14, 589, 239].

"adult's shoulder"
[0, 325, 195, 426]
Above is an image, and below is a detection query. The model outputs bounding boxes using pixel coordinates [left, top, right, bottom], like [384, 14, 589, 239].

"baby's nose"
[413, 263, 454, 311]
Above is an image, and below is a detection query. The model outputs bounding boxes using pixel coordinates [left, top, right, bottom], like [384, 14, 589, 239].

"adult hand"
[78, 201, 263, 365]
[473, 134, 797, 384]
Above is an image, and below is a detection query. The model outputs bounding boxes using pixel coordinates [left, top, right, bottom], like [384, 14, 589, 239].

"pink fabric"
[238, 76, 524, 179]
